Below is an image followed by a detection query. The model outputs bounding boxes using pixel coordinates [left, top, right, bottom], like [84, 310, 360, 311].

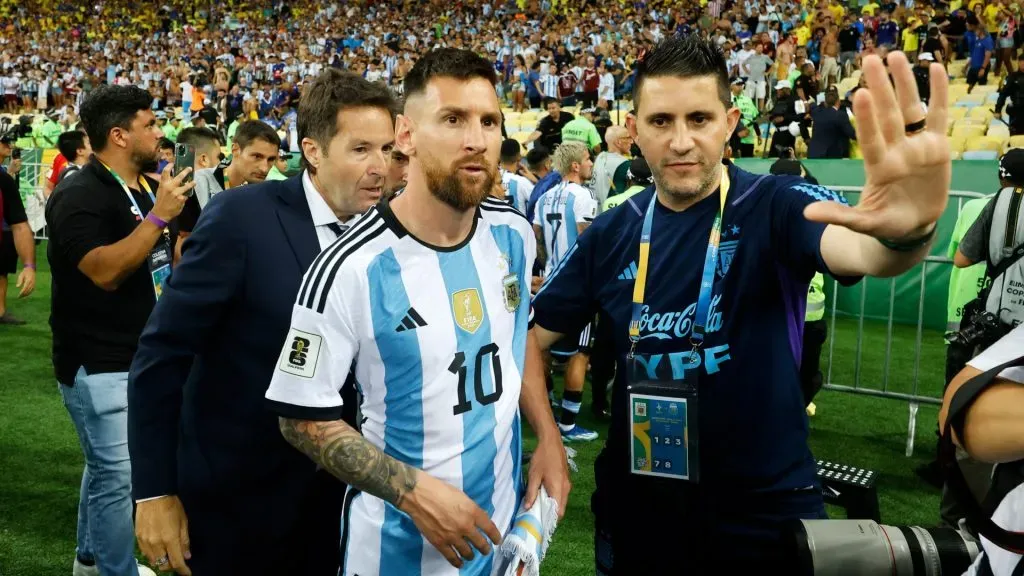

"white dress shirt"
[303, 170, 352, 249]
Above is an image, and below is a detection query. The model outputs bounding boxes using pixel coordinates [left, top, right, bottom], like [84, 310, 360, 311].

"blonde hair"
[551, 140, 589, 175]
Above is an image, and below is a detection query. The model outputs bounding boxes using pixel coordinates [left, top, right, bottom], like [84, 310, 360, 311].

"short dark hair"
[500, 139, 522, 163]
[79, 84, 154, 152]
[159, 138, 175, 151]
[297, 68, 397, 173]
[543, 97, 560, 109]
[56, 130, 87, 161]
[233, 120, 281, 150]
[525, 146, 550, 170]
[176, 127, 222, 152]
[635, 36, 731, 112]
[403, 48, 497, 100]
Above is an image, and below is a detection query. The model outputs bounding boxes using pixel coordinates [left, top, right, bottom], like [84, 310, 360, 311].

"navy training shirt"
[533, 161, 860, 495]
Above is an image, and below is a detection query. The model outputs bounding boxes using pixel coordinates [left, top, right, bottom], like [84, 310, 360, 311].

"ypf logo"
[278, 329, 322, 378]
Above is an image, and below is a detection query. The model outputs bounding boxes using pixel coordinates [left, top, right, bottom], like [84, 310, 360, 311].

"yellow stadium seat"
[520, 111, 539, 122]
[966, 135, 1006, 152]
[1005, 135, 1024, 152]
[948, 135, 968, 153]
[951, 123, 987, 139]
[950, 149, 963, 160]
[950, 76, 968, 85]
[948, 107, 968, 121]
[968, 106, 994, 122]
[511, 132, 530, 144]
[947, 85, 969, 101]
[988, 122, 1011, 139]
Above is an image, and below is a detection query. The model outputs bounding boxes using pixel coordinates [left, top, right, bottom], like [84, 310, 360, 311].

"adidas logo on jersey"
[618, 261, 639, 281]
[395, 307, 428, 332]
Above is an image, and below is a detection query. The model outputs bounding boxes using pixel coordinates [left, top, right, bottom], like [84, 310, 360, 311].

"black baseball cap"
[999, 148, 1024, 185]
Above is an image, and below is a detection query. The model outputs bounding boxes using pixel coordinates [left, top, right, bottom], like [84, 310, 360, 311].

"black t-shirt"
[45, 158, 165, 384]
[536, 111, 575, 152]
[922, 37, 944, 58]
[1, 169, 27, 230]
[839, 26, 861, 52]
[794, 74, 819, 101]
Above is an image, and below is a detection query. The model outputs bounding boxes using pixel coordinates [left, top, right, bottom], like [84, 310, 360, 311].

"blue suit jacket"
[128, 176, 351, 560]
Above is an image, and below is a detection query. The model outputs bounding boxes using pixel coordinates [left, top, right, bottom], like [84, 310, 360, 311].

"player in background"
[499, 139, 532, 215]
[532, 140, 599, 442]
[265, 48, 570, 576]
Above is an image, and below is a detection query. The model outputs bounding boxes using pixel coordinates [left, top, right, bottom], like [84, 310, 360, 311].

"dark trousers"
[737, 142, 756, 158]
[800, 319, 827, 407]
[580, 90, 598, 109]
[182, 469, 344, 575]
[592, 453, 826, 575]
[939, 341, 994, 527]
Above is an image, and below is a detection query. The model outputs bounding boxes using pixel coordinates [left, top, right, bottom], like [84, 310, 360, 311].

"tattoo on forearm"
[279, 418, 418, 508]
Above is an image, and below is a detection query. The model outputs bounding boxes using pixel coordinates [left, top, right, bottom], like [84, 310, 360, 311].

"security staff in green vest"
[603, 156, 652, 211]
[944, 194, 993, 380]
[162, 111, 181, 142]
[731, 78, 759, 157]
[33, 110, 62, 148]
[561, 107, 603, 154]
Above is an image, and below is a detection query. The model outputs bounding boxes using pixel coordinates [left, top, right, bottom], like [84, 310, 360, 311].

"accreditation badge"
[626, 353, 701, 482]
[147, 237, 172, 301]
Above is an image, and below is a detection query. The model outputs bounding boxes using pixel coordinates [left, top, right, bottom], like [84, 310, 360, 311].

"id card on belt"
[147, 240, 172, 301]
[626, 357, 700, 482]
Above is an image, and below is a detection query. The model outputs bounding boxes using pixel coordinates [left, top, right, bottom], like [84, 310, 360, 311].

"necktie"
[326, 222, 347, 239]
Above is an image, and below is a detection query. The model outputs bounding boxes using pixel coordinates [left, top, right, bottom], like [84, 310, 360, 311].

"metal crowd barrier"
[16, 161, 51, 241]
[821, 188, 988, 456]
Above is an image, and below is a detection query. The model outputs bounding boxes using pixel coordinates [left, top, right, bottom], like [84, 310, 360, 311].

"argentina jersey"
[532, 181, 598, 276]
[500, 169, 532, 215]
[265, 197, 536, 576]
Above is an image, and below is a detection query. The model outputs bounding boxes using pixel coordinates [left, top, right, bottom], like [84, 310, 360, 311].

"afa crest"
[452, 288, 484, 334]
[717, 240, 739, 278]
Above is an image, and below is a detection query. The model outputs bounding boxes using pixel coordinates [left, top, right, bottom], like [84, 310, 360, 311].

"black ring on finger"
[904, 118, 927, 134]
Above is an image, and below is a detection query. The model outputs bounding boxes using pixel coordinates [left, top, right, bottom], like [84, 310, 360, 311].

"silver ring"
[155, 556, 169, 566]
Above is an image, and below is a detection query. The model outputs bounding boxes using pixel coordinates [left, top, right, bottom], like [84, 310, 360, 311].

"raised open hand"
[804, 52, 951, 242]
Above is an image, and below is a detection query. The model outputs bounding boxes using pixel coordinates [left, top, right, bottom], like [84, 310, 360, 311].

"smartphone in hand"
[173, 143, 196, 196]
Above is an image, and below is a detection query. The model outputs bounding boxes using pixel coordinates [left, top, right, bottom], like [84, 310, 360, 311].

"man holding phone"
[175, 121, 280, 241]
[45, 84, 193, 576]
[128, 69, 397, 576]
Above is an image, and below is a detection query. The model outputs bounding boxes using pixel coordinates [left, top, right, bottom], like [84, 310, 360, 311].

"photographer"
[939, 325, 1024, 576]
[953, 148, 1024, 346]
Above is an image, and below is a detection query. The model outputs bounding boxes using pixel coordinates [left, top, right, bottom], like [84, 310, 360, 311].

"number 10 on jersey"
[449, 343, 504, 415]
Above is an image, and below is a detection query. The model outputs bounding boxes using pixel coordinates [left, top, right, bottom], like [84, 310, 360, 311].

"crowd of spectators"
[1, 0, 1023, 160]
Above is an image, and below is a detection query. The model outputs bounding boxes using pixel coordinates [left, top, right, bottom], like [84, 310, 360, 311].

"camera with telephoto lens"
[785, 519, 980, 576]
[948, 310, 1007, 349]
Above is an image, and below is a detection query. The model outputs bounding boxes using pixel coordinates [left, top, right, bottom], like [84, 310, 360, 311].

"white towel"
[491, 487, 560, 576]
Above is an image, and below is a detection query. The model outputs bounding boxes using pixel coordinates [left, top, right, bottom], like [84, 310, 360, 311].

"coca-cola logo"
[637, 295, 723, 340]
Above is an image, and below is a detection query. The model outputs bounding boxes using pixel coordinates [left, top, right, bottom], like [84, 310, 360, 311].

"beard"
[422, 154, 495, 211]
[132, 143, 161, 174]
[652, 155, 719, 206]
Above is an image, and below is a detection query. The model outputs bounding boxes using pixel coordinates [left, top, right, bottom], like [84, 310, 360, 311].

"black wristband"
[876, 225, 937, 252]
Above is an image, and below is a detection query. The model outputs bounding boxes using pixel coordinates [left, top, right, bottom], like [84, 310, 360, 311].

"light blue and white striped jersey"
[532, 181, 597, 276]
[266, 197, 536, 576]
[540, 73, 559, 98]
[500, 169, 532, 216]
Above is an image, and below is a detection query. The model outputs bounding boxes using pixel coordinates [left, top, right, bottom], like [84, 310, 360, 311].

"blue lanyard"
[627, 166, 731, 360]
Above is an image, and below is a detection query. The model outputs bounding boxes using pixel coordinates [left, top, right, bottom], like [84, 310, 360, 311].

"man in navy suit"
[808, 87, 857, 159]
[127, 69, 399, 575]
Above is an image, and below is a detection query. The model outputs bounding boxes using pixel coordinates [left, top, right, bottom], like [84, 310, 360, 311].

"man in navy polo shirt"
[532, 36, 953, 573]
